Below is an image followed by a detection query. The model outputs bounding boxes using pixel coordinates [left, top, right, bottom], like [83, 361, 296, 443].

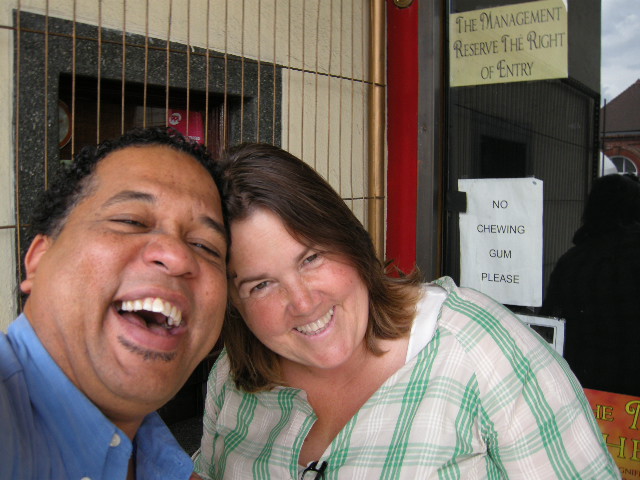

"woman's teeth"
[119, 297, 183, 327]
[295, 307, 334, 335]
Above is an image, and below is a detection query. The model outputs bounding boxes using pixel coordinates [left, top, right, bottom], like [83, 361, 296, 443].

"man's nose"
[142, 234, 199, 277]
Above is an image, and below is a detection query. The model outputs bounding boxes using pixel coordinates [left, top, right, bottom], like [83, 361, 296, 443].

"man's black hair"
[29, 127, 225, 239]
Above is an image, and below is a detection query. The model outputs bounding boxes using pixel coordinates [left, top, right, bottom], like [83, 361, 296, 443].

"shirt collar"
[9, 314, 193, 480]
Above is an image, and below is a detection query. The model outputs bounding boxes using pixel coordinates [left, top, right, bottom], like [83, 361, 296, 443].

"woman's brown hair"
[219, 143, 423, 392]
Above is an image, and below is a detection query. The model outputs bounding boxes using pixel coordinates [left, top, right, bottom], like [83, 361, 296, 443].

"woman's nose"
[286, 279, 315, 315]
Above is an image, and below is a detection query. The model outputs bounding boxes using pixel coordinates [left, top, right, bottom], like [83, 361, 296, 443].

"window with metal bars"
[4, 1, 378, 337]
[14, 11, 281, 302]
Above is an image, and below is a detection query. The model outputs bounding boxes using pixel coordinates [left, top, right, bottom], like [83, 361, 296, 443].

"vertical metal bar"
[368, 0, 385, 258]
[325, 0, 333, 179]
[223, 0, 229, 150]
[313, 0, 321, 170]
[97, 0, 103, 141]
[186, 0, 191, 137]
[240, 0, 245, 142]
[272, 0, 277, 145]
[337, 0, 343, 197]
[286, 0, 291, 149]
[361, 0, 367, 222]
[71, 0, 77, 157]
[349, 0, 355, 211]
[15, 0, 23, 307]
[121, 1, 127, 134]
[256, 0, 261, 142]
[204, 0, 210, 146]
[300, 0, 306, 159]
[143, 0, 149, 128]
[43, 0, 49, 184]
[165, 0, 173, 126]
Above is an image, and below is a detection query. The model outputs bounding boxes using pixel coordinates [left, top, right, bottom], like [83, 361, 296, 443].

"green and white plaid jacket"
[194, 277, 620, 480]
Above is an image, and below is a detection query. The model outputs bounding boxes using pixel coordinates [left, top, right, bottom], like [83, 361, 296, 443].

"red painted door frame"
[386, 0, 419, 273]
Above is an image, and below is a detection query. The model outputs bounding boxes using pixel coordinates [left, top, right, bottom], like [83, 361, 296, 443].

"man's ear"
[20, 234, 52, 294]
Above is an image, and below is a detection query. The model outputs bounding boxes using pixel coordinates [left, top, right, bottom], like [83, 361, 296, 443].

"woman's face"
[228, 208, 370, 373]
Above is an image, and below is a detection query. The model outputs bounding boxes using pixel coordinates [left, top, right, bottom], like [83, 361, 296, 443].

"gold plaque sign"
[449, 0, 568, 87]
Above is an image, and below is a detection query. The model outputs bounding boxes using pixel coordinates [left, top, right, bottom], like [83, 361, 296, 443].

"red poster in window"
[584, 388, 640, 479]
[168, 109, 205, 144]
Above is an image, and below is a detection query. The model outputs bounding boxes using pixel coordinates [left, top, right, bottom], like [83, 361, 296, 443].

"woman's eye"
[303, 253, 319, 265]
[251, 281, 269, 293]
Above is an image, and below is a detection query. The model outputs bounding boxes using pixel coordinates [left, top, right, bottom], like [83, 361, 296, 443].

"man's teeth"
[120, 297, 183, 327]
[295, 308, 334, 335]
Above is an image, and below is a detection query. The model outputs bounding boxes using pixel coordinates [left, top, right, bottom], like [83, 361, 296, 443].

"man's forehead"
[94, 146, 215, 190]
[98, 144, 207, 171]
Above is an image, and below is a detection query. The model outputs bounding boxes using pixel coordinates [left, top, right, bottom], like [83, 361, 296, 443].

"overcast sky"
[601, 0, 640, 102]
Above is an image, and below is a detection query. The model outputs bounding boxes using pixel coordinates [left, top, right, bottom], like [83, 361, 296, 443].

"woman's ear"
[20, 234, 53, 294]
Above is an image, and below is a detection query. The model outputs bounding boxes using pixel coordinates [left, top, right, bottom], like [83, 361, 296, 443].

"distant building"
[601, 79, 640, 175]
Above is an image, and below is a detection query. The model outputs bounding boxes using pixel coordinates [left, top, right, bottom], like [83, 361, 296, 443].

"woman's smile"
[294, 307, 335, 335]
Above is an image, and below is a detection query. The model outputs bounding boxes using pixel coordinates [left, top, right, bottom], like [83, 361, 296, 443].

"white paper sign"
[458, 178, 543, 306]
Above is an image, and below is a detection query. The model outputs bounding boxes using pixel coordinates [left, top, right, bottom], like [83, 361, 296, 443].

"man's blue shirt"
[0, 314, 194, 480]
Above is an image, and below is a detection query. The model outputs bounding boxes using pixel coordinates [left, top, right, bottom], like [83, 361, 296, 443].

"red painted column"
[385, 0, 419, 272]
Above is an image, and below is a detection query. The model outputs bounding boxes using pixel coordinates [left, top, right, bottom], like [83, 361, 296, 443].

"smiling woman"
[228, 207, 373, 379]
[192, 143, 619, 479]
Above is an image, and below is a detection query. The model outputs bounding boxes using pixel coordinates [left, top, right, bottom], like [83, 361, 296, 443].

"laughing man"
[0, 128, 228, 479]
